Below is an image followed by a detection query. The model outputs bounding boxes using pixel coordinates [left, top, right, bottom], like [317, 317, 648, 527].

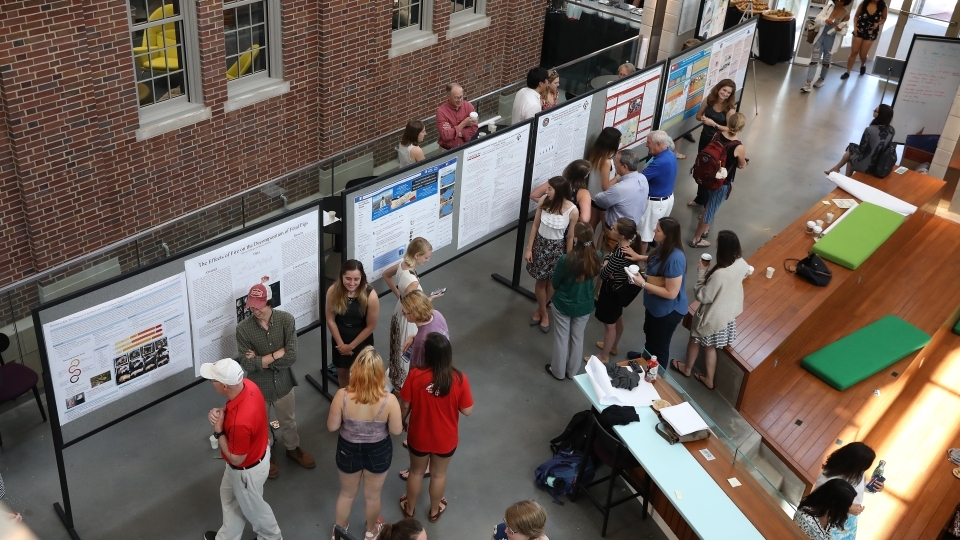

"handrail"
[552, 34, 641, 72]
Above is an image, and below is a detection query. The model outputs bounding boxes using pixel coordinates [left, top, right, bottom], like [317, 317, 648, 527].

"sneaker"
[840, 72, 850, 80]
[268, 457, 278, 479]
[204, 532, 217, 540]
[813, 78, 825, 88]
[365, 516, 385, 540]
[287, 447, 316, 469]
[800, 83, 812, 93]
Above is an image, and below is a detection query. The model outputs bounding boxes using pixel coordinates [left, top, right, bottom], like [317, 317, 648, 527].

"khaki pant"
[217, 446, 282, 540]
[268, 389, 300, 451]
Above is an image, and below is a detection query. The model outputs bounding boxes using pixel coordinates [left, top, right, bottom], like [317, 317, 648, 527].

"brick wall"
[0, 0, 544, 295]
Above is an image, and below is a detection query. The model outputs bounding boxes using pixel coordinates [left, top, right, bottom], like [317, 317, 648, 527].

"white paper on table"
[827, 172, 917, 216]
[831, 199, 859, 209]
[585, 357, 661, 407]
[659, 401, 709, 436]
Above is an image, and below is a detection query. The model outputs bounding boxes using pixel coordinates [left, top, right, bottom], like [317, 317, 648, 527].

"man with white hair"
[638, 130, 678, 255]
[202, 358, 282, 540]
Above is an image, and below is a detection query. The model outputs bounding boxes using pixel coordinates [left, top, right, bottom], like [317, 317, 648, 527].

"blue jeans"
[808, 31, 837, 82]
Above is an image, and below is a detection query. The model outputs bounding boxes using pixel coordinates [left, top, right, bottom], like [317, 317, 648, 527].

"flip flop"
[399, 469, 430, 481]
[693, 373, 715, 390]
[676, 153, 687, 160]
[400, 495, 415, 518]
[428, 498, 448, 523]
[689, 239, 711, 248]
[670, 359, 691, 377]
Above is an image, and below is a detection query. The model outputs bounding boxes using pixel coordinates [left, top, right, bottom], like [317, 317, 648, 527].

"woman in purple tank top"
[327, 347, 403, 540]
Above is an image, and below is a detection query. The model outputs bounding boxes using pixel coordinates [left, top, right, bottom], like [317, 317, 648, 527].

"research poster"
[602, 67, 662, 153]
[531, 96, 593, 200]
[699, 0, 729, 38]
[660, 21, 755, 135]
[458, 126, 531, 249]
[41, 274, 193, 426]
[351, 158, 457, 282]
[679, 0, 700, 35]
[184, 211, 320, 374]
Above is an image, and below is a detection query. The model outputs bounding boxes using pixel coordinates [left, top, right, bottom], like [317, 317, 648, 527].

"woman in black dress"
[841, 0, 886, 78]
[325, 259, 380, 387]
[689, 79, 737, 207]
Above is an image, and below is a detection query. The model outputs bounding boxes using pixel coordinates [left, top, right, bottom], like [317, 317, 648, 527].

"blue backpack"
[534, 449, 595, 505]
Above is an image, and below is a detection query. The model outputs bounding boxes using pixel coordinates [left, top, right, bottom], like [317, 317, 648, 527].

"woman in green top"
[546, 222, 601, 380]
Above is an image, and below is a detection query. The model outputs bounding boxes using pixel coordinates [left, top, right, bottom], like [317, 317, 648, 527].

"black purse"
[785, 254, 832, 286]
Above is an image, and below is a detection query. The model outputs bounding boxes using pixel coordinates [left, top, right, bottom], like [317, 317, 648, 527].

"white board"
[184, 210, 320, 375]
[891, 36, 960, 145]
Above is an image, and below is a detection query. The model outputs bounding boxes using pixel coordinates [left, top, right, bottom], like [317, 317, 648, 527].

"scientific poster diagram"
[458, 126, 531, 249]
[706, 24, 754, 91]
[661, 48, 711, 132]
[41, 274, 193, 426]
[531, 96, 593, 202]
[184, 211, 320, 375]
[603, 69, 662, 151]
[352, 159, 456, 282]
[699, 0, 729, 38]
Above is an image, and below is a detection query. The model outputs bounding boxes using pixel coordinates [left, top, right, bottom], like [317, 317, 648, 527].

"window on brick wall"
[127, 0, 202, 116]
[223, 0, 284, 96]
[390, 0, 437, 57]
[448, 0, 489, 38]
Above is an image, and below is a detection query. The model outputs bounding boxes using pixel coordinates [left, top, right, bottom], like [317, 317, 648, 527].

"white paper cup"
[806, 221, 816, 233]
[701, 253, 712, 262]
[628, 264, 640, 274]
[209, 435, 219, 449]
[469, 112, 478, 120]
[489, 124, 497, 132]
[826, 212, 834, 223]
[747, 265, 754, 276]
[816, 220, 824, 228]
[766, 267, 775, 279]
[812, 225, 822, 235]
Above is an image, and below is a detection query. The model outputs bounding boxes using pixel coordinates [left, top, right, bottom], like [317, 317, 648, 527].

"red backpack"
[690, 134, 741, 190]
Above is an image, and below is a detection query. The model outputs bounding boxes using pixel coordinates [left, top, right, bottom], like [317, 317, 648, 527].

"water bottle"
[866, 460, 885, 492]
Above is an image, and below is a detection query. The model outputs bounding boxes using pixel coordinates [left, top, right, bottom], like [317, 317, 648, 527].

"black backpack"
[549, 409, 594, 454]
[868, 128, 897, 178]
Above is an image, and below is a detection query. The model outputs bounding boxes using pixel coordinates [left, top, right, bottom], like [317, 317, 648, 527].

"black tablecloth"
[757, 16, 796, 65]
[541, 10, 637, 68]
[724, 6, 745, 31]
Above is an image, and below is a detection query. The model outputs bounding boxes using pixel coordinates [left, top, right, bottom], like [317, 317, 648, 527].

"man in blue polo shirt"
[637, 130, 678, 256]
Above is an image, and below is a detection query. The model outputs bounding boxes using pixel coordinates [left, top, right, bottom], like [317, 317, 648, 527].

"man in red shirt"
[202, 358, 282, 540]
[435, 83, 479, 150]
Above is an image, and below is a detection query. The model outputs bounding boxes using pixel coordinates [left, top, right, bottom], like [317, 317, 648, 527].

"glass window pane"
[464, 0, 474, 10]
[237, 4, 250, 27]
[253, 46, 267, 72]
[409, 2, 420, 25]
[253, 24, 266, 47]
[251, 1, 265, 25]
[161, 0, 180, 18]
[130, 0, 149, 23]
[225, 30, 239, 60]
[224, 7, 237, 31]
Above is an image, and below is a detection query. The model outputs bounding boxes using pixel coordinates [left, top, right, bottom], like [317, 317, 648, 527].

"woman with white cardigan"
[670, 230, 749, 390]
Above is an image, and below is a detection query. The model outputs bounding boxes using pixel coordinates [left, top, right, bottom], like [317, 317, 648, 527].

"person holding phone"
[813, 442, 885, 539]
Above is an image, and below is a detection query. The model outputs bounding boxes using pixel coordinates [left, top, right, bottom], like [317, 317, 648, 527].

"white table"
[573, 374, 765, 540]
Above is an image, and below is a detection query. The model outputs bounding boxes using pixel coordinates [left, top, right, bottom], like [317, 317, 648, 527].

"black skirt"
[594, 280, 640, 324]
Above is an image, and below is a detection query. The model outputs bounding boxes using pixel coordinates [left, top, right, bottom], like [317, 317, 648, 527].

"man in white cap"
[202, 358, 282, 540]
[235, 283, 315, 478]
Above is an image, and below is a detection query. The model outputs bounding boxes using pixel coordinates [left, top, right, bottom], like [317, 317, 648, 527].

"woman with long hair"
[382, 238, 435, 391]
[800, 0, 852, 93]
[326, 260, 380, 388]
[399, 333, 474, 523]
[492, 500, 550, 540]
[540, 69, 560, 110]
[814, 442, 885, 539]
[525, 175, 579, 332]
[689, 113, 747, 248]
[546, 222, 601, 380]
[586, 127, 622, 204]
[398, 120, 426, 167]
[826, 104, 894, 176]
[673, 230, 749, 389]
[840, 0, 887, 79]
[326, 347, 403, 540]
[793, 479, 858, 540]
[625, 217, 688, 365]
[530, 159, 592, 224]
[689, 79, 738, 207]
[379, 518, 426, 540]
[591, 218, 642, 363]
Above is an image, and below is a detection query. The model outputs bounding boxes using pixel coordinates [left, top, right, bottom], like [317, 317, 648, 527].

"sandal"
[676, 152, 687, 160]
[689, 238, 711, 248]
[400, 495, 415, 518]
[701, 230, 708, 239]
[399, 469, 430, 481]
[596, 341, 618, 355]
[428, 498, 448, 523]
[670, 359, 691, 377]
[687, 200, 699, 206]
[693, 373, 715, 390]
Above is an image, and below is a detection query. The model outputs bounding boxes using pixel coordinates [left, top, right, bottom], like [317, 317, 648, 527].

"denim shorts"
[336, 436, 393, 474]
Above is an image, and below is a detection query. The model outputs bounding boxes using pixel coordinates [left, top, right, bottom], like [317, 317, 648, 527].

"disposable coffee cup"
[746, 265, 754, 276]
[806, 221, 816, 233]
[209, 434, 219, 449]
[766, 267, 775, 279]
[701, 253, 712, 262]
[628, 264, 640, 275]
[469, 112, 478, 120]
[812, 225, 822, 235]
[816, 219, 824, 228]
[826, 212, 835, 223]
[489, 123, 497, 132]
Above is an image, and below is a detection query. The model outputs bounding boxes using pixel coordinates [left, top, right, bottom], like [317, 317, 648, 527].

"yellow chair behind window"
[132, 4, 180, 72]
[226, 45, 261, 80]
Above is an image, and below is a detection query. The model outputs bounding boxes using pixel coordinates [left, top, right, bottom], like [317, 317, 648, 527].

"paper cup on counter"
[766, 267, 775, 279]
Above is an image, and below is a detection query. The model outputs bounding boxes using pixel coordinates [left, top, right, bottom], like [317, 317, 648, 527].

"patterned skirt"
[526, 233, 565, 281]
[695, 320, 738, 348]
[388, 300, 418, 392]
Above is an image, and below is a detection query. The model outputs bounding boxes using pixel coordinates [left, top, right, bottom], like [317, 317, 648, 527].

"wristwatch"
[214, 430, 225, 439]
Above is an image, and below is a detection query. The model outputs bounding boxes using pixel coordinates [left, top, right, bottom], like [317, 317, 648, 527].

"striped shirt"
[235, 309, 298, 403]
[600, 246, 630, 285]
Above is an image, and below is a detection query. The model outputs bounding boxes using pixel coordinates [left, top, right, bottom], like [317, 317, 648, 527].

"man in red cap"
[202, 358, 282, 540]
[235, 283, 315, 478]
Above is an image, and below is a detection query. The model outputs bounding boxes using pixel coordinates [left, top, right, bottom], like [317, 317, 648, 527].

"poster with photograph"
[602, 68, 662, 154]
[41, 274, 193, 426]
[530, 96, 593, 204]
[350, 158, 457, 282]
[184, 211, 320, 375]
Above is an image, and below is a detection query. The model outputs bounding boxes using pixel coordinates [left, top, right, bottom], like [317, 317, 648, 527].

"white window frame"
[390, 0, 438, 58]
[127, 0, 209, 140]
[447, 0, 490, 39]
[222, 0, 289, 111]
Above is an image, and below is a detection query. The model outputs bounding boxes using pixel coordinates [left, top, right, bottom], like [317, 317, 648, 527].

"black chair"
[0, 333, 47, 446]
[573, 415, 650, 537]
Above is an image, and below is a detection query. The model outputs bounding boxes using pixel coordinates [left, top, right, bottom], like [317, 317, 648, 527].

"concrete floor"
[0, 60, 891, 540]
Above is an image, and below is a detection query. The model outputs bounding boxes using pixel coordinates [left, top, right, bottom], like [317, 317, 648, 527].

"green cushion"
[802, 315, 931, 391]
[811, 202, 905, 270]
[954, 317, 960, 336]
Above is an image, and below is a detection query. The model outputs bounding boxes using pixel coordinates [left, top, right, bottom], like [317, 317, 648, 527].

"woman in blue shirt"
[626, 217, 687, 365]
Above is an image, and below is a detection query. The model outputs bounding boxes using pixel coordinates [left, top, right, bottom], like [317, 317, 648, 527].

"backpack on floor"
[868, 141, 898, 178]
[534, 448, 595, 505]
[549, 409, 594, 454]
[691, 134, 740, 190]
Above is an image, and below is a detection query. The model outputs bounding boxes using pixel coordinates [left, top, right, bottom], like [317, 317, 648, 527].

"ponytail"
[379, 518, 424, 540]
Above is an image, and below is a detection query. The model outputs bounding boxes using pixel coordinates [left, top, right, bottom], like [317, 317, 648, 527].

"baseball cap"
[246, 283, 268, 309]
[200, 358, 245, 386]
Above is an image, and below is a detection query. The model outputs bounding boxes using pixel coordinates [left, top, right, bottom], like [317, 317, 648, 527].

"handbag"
[785, 253, 832, 286]
[654, 409, 712, 444]
[611, 280, 642, 308]
[806, 28, 818, 43]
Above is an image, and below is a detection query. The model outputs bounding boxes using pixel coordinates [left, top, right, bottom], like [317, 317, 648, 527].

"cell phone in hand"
[430, 288, 447, 297]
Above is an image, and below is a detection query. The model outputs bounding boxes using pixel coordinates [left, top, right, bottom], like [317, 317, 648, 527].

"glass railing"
[553, 36, 641, 97]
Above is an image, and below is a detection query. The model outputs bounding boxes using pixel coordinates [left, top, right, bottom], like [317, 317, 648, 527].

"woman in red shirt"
[398, 333, 473, 523]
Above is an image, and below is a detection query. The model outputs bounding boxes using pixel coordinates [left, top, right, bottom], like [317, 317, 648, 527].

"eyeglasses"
[502, 519, 516, 535]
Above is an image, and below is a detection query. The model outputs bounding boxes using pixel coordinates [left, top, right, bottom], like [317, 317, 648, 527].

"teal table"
[573, 374, 765, 540]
